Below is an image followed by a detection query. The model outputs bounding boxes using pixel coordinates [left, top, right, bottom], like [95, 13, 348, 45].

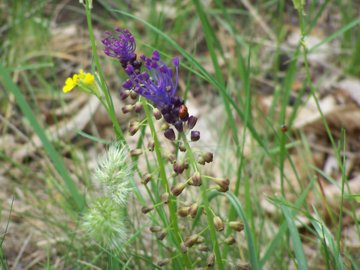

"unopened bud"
[161, 192, 169, 204]
[189, 172, 202, 186]
[198, 244, 209, 252]
[141, 205, 154, 214]
[122, 104, 133, 114]
[189, 203, 199, 218]
[229, 221, 244, 232]
[187, 115, 198, 129]
[184, 234, 199, 248]
[153, 108, 162, 120]
[206, 253, 215, 267]
[129, 90, 138, 99]
[166, 153, 176, 163]
[134, 102, 143, 113]
[142, 173, 152, 185]
[149, 226, 162, 233]
[196, 235, 205, 244]
[157, 229, 167, 240]
[213, 178, 229, 192]
[178, 206, 190, 217]
[164, 128, 176, 141]
[157, 258, 170, 267]
[191, 130, 200, 141]
[198, 156, 206, 165]
[179, 144, 186, 152]
[120, 90, 130, 100]
[130, 149, 143, 157]
[202, 152, 213, 163]
[129, 121, 140, 136]
[213, 216, 224, 231]
[147, 140, 155, 151]
[224, 236, 236, 245]
[171, 182, 187, 196]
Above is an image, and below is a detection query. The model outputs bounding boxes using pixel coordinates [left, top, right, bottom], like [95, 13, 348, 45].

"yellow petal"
[83, 73, 95, 85]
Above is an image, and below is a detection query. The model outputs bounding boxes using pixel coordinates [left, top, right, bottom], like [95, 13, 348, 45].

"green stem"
[84, 1, 124, 141]
[180, 133, 224, 270]
[141, 98, 192, 269]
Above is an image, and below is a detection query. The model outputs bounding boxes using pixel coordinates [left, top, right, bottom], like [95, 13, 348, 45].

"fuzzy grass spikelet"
[95, 144, 132, 207]
[82, 198, 127, 250]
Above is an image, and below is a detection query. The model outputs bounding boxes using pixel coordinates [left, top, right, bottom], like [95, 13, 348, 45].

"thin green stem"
[180, 133, 224, 270]
[141, 98, 191, 269]
[84, 1, 124, 141]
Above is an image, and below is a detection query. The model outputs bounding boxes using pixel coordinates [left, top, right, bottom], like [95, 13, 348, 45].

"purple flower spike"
[124, 51, 179, 108]
[102, 28, 136, 63]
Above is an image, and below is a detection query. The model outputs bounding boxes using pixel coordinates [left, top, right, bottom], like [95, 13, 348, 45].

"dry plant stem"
[141, 98, 191, 268]
[180, 133, 224, 270]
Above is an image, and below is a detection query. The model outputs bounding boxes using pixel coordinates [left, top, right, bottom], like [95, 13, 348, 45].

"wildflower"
[122, 51, 179, 108]
[62, 69, 95, 93]
[102, 28, 138, 67]
[95, 144, 132, 207]
[82, 198, 127, 250]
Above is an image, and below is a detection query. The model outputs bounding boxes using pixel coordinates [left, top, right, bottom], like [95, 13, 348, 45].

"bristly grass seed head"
[82, 197, 127, 250]
[95, 143, 132, 207]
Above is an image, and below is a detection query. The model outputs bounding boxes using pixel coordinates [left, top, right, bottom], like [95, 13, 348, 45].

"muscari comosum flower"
[122, 50, 200, 140]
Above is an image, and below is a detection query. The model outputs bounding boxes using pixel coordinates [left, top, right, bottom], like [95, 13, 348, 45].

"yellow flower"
[63, 75, 78, 93]
[62, 71, 94, 93]
[83, 73, 95, 85]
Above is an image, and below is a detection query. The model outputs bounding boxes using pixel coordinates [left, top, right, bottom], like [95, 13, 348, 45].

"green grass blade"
[0, 64, 84, 210]
[281, 205, 309, 270]
[224, 192, 260, 270]
[309, 16, 360, 53]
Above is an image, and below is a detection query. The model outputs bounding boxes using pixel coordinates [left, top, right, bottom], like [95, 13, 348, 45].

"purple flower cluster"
[102, 28, 199, 141]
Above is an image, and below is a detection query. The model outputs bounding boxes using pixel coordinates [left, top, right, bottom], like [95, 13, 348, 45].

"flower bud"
[224, 236, 236, 245]
[157, 229, 167, 240]
[174, 120, 183, 132]
[130, 149, 143, 157]
[191, 130, 200, 141]
[129, 90, 138, 99]
[229, 221, 244, 232]
[189, 203, 199, 218]
[198, 244, 209, 252]
[184, 234, 199, 248]
[129, 121, 140, 136]
[157, 258, 170, 267]
[202, 152, 213, 163]
[177, 206, 190, 217]
[173, 161, 187, 175]
[141, 205, 154, 214]
[153, 108, 162, 120]
[147, 140, 155, 152]
[164, 128, 176, 141]
[161, 192, 169, 204]
[166, 153, 176, 163]
[171, 182, 187, 196]
[149, 226, 162, 233]
[187, 115, 198, 129]
[179, 144, 186, 152]
[120, 90, 130, 100]
[206, 253, 215, 267]
[213, 178, 229, 192]
[142, 173, 152, 185]
[213, 216, 224, 231]
[189, 172, 202, 186]
[122, 104, 134, 114]
[134, 102, 143, 113]
[198, 156, 206, 165]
